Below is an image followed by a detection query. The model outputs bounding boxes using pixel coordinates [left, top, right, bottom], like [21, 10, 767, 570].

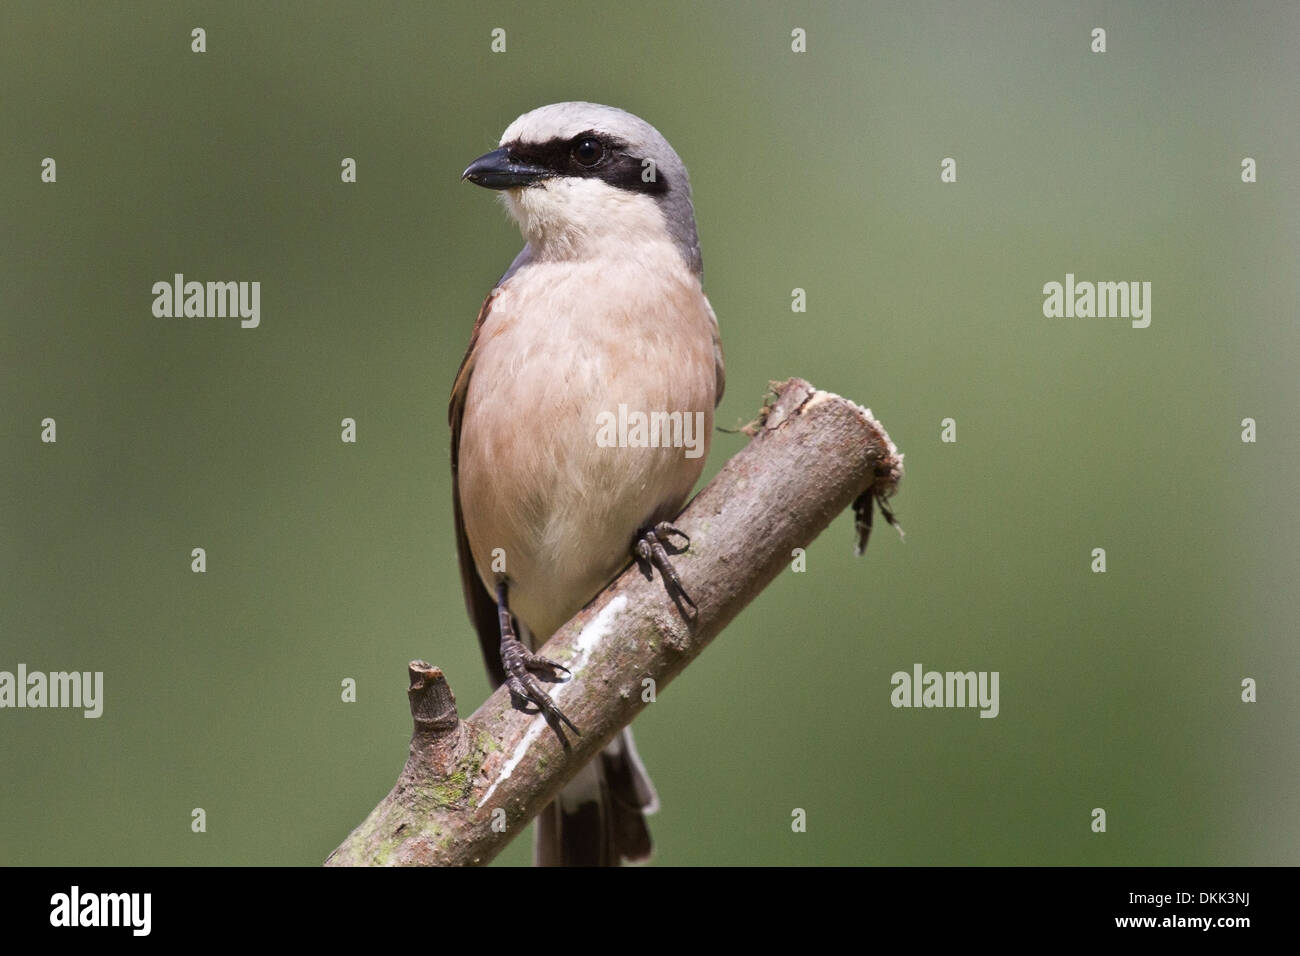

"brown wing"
[704, 293, 726, 406]
[449, 289, 507, 688]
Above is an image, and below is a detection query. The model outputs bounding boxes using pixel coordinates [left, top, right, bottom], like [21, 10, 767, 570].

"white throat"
[503, 177, 675, 264]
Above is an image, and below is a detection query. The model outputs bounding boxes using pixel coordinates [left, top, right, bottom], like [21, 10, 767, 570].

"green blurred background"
[2, 1, 1296, 866]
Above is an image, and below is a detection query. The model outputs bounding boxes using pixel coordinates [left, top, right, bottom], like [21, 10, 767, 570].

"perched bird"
[452, 102, 725, 865]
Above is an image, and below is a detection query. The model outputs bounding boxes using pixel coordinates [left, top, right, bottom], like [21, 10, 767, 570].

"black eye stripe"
[505, 133, 621, 171]
[504, 133, 669, 196]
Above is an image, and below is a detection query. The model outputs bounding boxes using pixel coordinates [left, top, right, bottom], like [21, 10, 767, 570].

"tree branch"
[325, 377, 903, 866]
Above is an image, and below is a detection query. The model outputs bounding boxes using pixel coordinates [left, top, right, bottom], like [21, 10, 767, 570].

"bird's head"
[462, 102, 701, 274]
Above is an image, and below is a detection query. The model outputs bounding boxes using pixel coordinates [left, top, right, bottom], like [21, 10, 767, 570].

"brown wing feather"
[450, 289, 507, 688]
[705, 294, 726, 407]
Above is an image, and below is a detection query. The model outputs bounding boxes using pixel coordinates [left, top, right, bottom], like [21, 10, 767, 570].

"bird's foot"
[501, 636, 580, 736]
[496, 579, 580, 737]
[633, 522, 697, 619]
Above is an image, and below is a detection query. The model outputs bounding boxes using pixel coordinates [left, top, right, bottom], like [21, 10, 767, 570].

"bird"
[451, 102, 725, 865]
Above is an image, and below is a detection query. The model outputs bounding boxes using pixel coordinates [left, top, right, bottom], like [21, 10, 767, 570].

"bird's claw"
[501, 636, 580, 736]
[634, 522, 697, 618]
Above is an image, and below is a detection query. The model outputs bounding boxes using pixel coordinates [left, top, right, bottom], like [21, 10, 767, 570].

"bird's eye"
[572, 137, 605, 167]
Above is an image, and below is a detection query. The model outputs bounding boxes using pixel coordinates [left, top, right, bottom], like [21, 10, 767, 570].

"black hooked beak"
[461, 147, 550, 189]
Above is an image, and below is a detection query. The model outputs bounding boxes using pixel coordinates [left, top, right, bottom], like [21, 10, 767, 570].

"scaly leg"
[633, 522, 696, 618]
[497, 579, 580, 736]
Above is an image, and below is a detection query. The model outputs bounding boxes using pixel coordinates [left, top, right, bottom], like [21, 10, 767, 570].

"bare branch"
[325, 378, 903, 866]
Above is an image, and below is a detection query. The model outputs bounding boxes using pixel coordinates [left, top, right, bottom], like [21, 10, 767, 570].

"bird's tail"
[535, 727, 658, 866]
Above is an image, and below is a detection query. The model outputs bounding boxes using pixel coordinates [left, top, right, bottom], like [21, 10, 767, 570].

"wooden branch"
[325, 377, 903, 866]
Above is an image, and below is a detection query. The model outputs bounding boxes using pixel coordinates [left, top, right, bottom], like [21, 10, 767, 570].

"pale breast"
[457, 252, 718, 641]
